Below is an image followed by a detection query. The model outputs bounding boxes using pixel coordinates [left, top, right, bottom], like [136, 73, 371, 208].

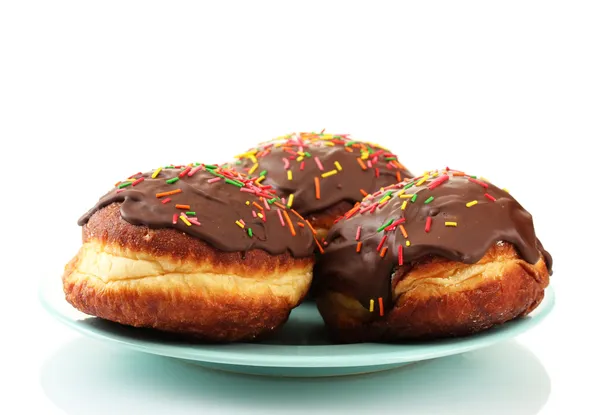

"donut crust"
[63, 204, 314, 342]
[316, 242, 550, 343]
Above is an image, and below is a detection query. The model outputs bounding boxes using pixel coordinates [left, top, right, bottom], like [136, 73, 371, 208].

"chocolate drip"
[78, 165, 316, 258]
[314, 169, 552, 311]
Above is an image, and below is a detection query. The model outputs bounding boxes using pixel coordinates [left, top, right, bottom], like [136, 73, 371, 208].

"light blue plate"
[40, 276, 554, 377]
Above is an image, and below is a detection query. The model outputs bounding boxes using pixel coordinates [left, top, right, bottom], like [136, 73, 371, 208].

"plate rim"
[40, 276, 555, 368]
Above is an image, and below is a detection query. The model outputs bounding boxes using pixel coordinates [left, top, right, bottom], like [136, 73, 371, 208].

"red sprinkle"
[379, 297, 384, 316]
[132, 177, 144, 186]
[375, 167, 380, 178]
[398, 245, 404, 265]
[468, 177, 489, 188]
[428, 174, 449, 190]
[161, 197, 172, 204]
[377, 235, 387, 252]
[178, 167, 191, 178]
[425, 216, 432, 233]
[172, 214, 178, 224]
[485, 193, 497, 201]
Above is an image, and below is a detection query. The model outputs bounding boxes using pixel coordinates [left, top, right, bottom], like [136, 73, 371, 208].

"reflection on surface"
[41, 339, 550, 415]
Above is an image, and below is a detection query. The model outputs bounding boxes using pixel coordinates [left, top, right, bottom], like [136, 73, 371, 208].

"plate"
[40, 275, 554, 377]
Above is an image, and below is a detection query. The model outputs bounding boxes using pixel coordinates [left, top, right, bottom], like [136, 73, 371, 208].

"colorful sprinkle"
[445, 221, 458, 227]
[156, 189, 182, 198]
[175, 204, 190, 210]
[378, 297, 384, 316]
[466, 200, 478, 207]
[424, 196, 434, 204]
[334, 161, 342, 171]
[321, 169, 338, 178]
[377, 218, 394, 232]
[151, 167, 162, 178]
[180, 215, 192, 226]
[425, 216, 432, 233]
[166, 177, 179, 184]
[485, 193, 497, 202]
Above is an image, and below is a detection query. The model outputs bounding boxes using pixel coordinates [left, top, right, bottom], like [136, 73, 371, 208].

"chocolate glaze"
[314, 169, 552, 311]
[230, 132, 414, 217]
[78, 165, 316, 258]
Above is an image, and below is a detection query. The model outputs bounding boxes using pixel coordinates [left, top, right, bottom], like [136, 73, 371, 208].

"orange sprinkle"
[274, 202, 287, 210]
[380, 246, 388, 258]
[345, 146, 353, 152]
[314, 236, 325, 254]
[282, 210, 296, 236]
[453, 172, 465, 176]
[396, 171, 401, 182]
[356, 241, 363, 252]
[175, 204, 190, 210]
[156, 189, 182, 198]
[253, 201, 264, 211]
[297, 221, 305, 228]
[356, 158, 367, 170]
[314, 177, 321, 200]
[360, 189, 368, 197]
[378, 297, 384, 316]
[399, 224, 408, 238]
[305, 220, 318, 236]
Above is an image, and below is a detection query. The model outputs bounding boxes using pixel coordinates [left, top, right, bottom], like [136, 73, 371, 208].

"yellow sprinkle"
[406, 240, 411, 247]
[298, 152, 305, 156]
[334, 161, 343, 171]
[287, 194, 294, 208]
[369, 299, 374, 312]
[466, 200, 478, 207]
[361, 152, 369, 160]
[258, 213, 264, 219]
[321, 170, 338, 178]
[324, 141, 335, 146]
[380, 195, 391, 204]
[180, 215, 192, 226]
[245, 201, 250, 205]
[445, 221, 458, 227]
[416, 174, 429, 186]
[297, 156, 304, 162]
[248, 163, 259, 175]
[151, 167, 162, 178]
[235, 220, 245, 229]
[503, 188, 509, 193]
[480, 177, 490, 182]
[400, 194, 412, 199]
[287, 170, 293, 180]
[396, 189, 405, 197]
[249, 155, 257, 163]
[401, 200, 408, 210]
[256, 176, 266, 184]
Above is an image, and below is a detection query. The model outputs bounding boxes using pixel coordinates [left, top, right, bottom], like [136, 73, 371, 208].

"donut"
[313, 168, 552, 343]
[62, 164, 316, 342]
[229, 132, 414, 240]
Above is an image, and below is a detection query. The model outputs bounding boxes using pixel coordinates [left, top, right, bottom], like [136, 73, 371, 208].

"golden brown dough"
[316, 243, 550, 343]
[63, 204, 313, 342]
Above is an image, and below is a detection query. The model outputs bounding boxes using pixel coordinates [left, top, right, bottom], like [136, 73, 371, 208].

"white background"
[1, 1, 598, 414]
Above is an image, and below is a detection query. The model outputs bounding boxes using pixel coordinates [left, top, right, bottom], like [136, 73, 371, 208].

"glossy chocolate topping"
[230, 132, 414, 217]
[78, 164, 316, 257]
[314, 169, 553, 312]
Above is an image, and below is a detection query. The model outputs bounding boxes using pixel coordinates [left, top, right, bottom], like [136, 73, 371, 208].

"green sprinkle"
[235, 160, 242, 165]
[303, 152, 311, 157]
[384, 157, 397, 161]
[205, 164, 218, 169]
[404, 182, 414, 190]
[379, 190, 393, 201]
[118, 182, 132, 189]
[225, 178, 243, 187]
[424, 196, 434, 204]
[166, 177, 179, 184]
[259, 170, 267, 176]
[377, 218, 394, 232]
[470, 175, 477, 179]
[208, 169, 225, 178]
[186, 212, 196, 216]
[268, 198, 277, 204]
[247, 228, 253, 237]
[411, 194, 418, 203]
[345, 141, 357, 147]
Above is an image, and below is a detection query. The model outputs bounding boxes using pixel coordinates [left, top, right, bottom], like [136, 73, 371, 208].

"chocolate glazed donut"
[229, 132, 414, 241]
[313, 168, 552, 343]
[63, 164, 316, 342]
